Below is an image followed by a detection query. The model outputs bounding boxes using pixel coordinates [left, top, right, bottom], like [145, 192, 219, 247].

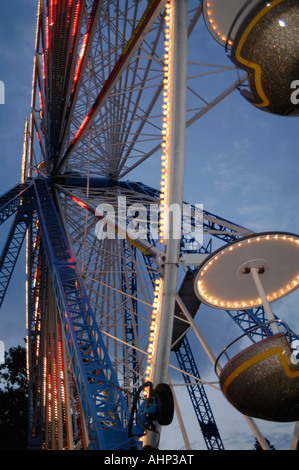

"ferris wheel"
[1, 0, 299, 450]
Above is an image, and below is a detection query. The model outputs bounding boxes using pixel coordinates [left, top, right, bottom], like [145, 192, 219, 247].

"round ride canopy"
[194, 231, 299, 310]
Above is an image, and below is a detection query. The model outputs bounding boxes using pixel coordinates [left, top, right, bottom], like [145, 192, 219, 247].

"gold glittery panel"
[230, 0, 299, 116]
[219, 333, 299, 422]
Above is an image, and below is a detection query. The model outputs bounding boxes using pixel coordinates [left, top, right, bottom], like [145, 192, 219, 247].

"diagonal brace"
[0, 202, 34, 308]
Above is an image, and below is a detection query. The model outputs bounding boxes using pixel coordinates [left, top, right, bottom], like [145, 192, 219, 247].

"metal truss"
[26, 217, 44, 449]
[0, 181, 33, 226]
[52, 178, 278, 449]
[1, 174, 295, 450]
[175, 336, 224, 450]
[32, 177, 137, 450]
[0, 204, 33, 308]
[56, 179, 261, 447]
[120, 241, 140, 402]
[1, 174, 297, 449]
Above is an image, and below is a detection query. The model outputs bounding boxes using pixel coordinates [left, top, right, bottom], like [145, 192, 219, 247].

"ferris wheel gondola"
[194, 232, 299, 422]
[203, 0, 299, 116]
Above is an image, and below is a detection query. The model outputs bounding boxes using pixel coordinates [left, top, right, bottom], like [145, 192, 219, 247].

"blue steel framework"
[0, 0, 298, 451]
[2, 176, 296, 449]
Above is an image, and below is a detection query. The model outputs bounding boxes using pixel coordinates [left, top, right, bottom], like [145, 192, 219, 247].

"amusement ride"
[0, 0, 299, 450]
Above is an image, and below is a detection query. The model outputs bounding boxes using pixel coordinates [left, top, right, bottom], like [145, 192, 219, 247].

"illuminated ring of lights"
[194, 231, 299, 310]
[202, 0, 261, 49]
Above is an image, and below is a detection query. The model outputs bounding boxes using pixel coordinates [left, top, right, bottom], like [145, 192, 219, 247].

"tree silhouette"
[253, 437, 276, 450]
[0, 345, 28, 449]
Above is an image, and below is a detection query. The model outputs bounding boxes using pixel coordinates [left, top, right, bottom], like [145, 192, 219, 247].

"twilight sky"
[0, 0, 298, 451]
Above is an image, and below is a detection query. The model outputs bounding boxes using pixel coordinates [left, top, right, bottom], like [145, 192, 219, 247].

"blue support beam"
[120, 241, 140, 396]
[0, 180, 34, 226]
[175, 336, 224, 450]
[0, 204, 33, 308]
[33, 177, 138, 450]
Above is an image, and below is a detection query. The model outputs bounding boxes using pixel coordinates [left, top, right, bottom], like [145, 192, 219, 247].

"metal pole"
[150, 0, 188, 388]
[145, 0, 188, 448]
[175, 294, 219, 370]
[250, 267, 279, 334]
[176, 294, 272, 450]
[168, 375, 191, 450]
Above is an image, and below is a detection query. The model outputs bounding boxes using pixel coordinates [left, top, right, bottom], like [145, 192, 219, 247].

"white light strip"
[196, 233, 299, 308]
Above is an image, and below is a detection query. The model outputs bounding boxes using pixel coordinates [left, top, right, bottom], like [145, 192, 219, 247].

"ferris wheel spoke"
[55, 0, 167, 177]
[29, 0, 247, 184]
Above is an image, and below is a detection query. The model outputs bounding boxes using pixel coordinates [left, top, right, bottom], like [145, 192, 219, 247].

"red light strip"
[38, 87, 43, 112]
[72, 32, 89, 92]
[71, 113, 91, 142]
[69, 195, 88, 209]
[42, 49, 46, 82]
[50, 0, 53, 25]
[36, 130, 41, 144]
[71, 0, 97, 92]
[66, 0, 72, 26]
[69, 0, 81, 54]
[45, 15, 49, 53]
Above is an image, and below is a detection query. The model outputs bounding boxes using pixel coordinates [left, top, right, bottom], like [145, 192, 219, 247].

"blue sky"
[0, 0, 299, 451]
[0, 0, 37, 350]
